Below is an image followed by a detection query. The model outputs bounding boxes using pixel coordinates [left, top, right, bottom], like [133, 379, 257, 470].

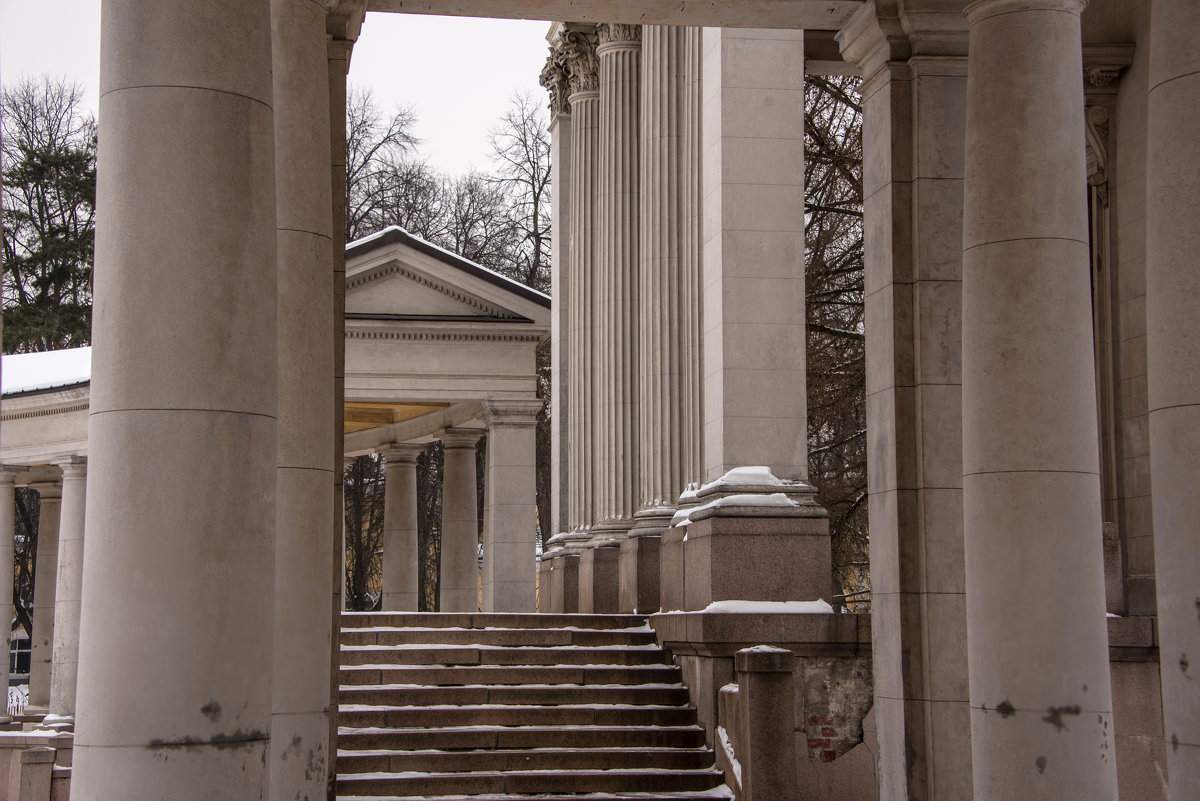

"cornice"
[1, 401, 90, 422]
[347, 260, 515, 319]
[345, 329, 544, 344]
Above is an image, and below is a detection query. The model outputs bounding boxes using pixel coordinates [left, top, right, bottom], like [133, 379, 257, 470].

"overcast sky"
[0, 1, 551, 175]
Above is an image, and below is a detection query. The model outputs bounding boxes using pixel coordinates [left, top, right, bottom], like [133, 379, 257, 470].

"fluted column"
[962, 2, 1116, 798]
[441, 429, 483, 612]
[555, 28, 599, 554]
[541, 38, 573, 546]
[636, 25, 702, 528]
[27, 479, 61, 714]
[0, 469, 16, 723]
[1146, 2, 1200, 797]
[271, 1, 335, 798]
[482, 399, 544, 611]
[593, 22, 642, 538]
[380, 444, 424, 611]
[47, 458, 86, 727]
[74, 1, 277, 796]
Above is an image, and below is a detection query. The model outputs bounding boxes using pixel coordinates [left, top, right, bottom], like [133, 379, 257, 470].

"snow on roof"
[347, 225, 550, 305]
[1, 347, 92, 396]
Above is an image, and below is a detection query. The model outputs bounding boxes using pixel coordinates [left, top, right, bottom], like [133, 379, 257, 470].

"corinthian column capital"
[562, 28, 600, 96]
[596, 22, 642, 47]
[541, 34, 574, 118]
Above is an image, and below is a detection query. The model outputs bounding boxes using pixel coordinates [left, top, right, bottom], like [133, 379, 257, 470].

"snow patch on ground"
[701, 599, 834, 615]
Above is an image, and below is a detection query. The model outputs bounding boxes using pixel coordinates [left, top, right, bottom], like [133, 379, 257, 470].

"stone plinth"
[734, 647, 797, 801]
[578, 544, 621, 614]
[544, 553, 580, 614]
[659, 527, 686, 613]
[618, 534, 660, 614]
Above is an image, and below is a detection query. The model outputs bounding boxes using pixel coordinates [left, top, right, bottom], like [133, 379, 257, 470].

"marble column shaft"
[380, 445, 424, 611]
[837, 6, 973, 798]
[49, 459, 87, 724]
[595, 23, 642, 532]
[700, 27, 808, 482]
[28, 480, 61, 713]
[0, 471, 15, 714]
[482, 400, 543, 611]
[1146, 2, 1200, 797]
[326, 35, 352, 793]
[73, 1, 278, 796]
[636, 25, 703, 517]
[961, 1, 1117, 798]
[271, 1, 336, 799]
[441, 430, 483, 612]
[565, 31, 599, 537]
[548, 109, 572, 541]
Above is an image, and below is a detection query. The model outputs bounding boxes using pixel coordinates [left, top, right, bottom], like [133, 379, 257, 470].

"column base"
[578, 544, 621, 613]
[590, 517, 635, 544]
[619, 534, 661, 614]
[544, 553, 580, 613]
[660, 525, 687, 613]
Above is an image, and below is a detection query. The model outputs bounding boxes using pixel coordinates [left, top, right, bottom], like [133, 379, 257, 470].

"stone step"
[337, 746, 717, 774]
[339, 643, 669, 668]
[342, 612, 649, 631]
[339, 682, 690, 707]
[341, 626, 658, 648]
[337, 724, 709, 752]
[340, 663, 683, 687]
[339, 703, 698, 729]
[336, 767, 726, 797]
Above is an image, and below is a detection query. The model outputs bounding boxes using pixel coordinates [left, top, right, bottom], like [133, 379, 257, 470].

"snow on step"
[336, 613, 731, 800]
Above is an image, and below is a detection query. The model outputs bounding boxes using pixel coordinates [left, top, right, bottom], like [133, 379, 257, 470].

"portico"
[4, 0, 1194, 799]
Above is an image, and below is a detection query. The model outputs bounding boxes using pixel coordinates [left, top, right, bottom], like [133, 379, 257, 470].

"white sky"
[0, 1, 551, 176]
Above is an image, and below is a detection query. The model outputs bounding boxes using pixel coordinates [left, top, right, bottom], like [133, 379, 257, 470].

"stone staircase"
[337, 612, 732, 800]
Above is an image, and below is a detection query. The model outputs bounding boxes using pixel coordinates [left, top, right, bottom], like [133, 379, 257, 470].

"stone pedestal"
[681, 508, 830, 613]
[961, 2, 1117, 799]
[1146, 2, 1200, 797]
[545, 553, 580, 614]
[618, 534, 660, 614]
[380, 444, 424, 611]
[735, 647, 798, 801]
[73, 2, 278, 795]
[441, 429, 483, 612]
[578, 544, 621, 614]
[659, 527, 686, 613]
[47, 459, 86, 729]
[27, 481, 62, 715]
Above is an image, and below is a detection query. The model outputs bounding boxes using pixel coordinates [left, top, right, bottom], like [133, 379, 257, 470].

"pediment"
[344, 228, 550, 325]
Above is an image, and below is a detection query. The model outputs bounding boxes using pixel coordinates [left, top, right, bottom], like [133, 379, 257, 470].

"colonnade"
[372, 399, 542, 614]
[7, 1, 1193, 800]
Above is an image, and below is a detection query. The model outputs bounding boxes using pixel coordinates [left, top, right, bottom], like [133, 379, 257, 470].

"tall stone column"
[541, 36, 573, 546]
[1146, 3, 1200, 797]
[48, 458, 86, 728]
[73, 1, 278, 797]
[482, 399, 543, 611]
[380, 444, 424, 611]
[635, 24, 703, 528]
[961, 2, 1117, 799]
[545, 28, 598, 560]
[837, 6, 973, 799]
[441, 429, 483, 612]
[270, 1, 335, 799]
[27, 479, 61, 714]
[700, 27, 808, 483]
[592, 22, 642, 538]
[0, 469, 16, 722]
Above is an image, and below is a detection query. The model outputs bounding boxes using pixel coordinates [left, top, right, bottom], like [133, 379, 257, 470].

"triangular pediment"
[344, 228, 550, 325]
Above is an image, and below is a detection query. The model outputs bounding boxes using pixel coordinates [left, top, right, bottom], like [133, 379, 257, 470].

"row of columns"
[0, 460, 88, 727]
[376, 401, 542, 614]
